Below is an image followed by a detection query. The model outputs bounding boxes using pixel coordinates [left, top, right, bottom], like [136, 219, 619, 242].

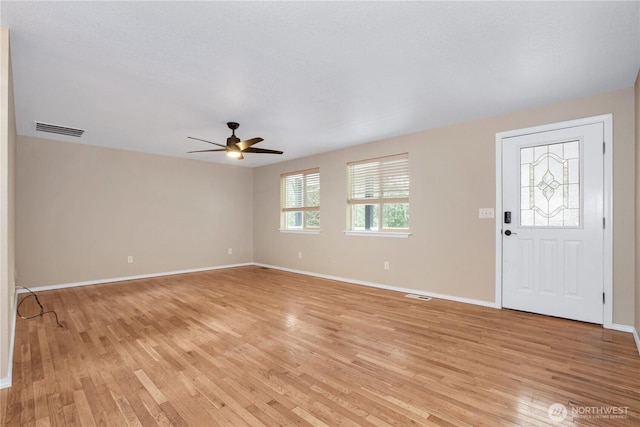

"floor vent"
[405, 294, 432, 301]
[35, 121, 85, 137]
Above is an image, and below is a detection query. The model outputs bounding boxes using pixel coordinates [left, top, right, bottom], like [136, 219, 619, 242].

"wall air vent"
[35, 121, 85, 137]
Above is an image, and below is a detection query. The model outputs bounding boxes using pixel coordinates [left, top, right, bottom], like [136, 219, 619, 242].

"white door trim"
[495, 114, 613, 328]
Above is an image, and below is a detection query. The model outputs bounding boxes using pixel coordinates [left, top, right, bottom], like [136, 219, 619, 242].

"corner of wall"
[0, 25, 17, 387]
[0, 292, 17, 389]
[634, 67, 640, 354]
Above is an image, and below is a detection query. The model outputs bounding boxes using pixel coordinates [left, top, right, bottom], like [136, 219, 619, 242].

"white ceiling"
[2, 1, 639, 168]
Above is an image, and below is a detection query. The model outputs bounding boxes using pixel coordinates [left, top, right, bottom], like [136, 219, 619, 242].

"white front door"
[501, 122, 604, 324]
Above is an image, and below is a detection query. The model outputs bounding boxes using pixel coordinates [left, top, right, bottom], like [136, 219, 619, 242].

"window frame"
[346, 153, 410, 237]
[280, 168, 321, 233]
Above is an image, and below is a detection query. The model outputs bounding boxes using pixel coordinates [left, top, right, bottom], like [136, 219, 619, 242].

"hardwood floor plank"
[133, 370, 167, 406]
[134, 389, 172, 427]
[32, 380, 48, 423]
[71, 389, 97, 427]
[291, 406, 331, 427]
[44, 393, 65, 427]
[2, 266, 638, 426]
[33, 416, 50, 427]
[18, 341, 35, 426]
[223, 377, 309, 426]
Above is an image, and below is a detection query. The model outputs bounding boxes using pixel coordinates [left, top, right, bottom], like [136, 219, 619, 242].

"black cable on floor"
[16, 286, 64, 328]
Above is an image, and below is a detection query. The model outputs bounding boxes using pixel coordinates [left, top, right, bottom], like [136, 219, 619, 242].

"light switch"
[479, 208, 495, 219]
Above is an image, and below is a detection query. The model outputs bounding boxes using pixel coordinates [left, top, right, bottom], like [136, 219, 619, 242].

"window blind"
[348, 154, 409, 205]
[281, 168, 320, 212]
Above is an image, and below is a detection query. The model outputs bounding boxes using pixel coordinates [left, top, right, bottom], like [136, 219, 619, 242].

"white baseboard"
[614, 324, 640, 356]
[0, 376, 10, 389]
[609, 323, 635, 333]
[16, 262, 253, 294]
[0, 292, 18, 389]
[601, 324, 639, 355]
[255, 263, 499, 309]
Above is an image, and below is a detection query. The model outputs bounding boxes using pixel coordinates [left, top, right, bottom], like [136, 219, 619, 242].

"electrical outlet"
[298, 251, 302, 259]
[127, 256, 133, 264]
[384, 261, 390, 270]
[228, 248, 233, 255]
[479, 208, 495, 219]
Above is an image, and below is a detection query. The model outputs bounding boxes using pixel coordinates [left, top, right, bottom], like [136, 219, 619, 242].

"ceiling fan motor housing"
[227, 135, 240, 148]
[226, 122, 241, 148]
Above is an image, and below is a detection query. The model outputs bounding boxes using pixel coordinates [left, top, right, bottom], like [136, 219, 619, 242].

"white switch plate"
[127, 256, 133, 264]
[479, 208, 495, 219]
[228, 248, 233, 255]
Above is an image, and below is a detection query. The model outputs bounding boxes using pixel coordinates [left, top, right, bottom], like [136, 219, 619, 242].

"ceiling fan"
[188, 122, 283, 160]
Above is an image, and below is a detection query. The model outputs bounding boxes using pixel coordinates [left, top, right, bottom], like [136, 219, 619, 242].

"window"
[281, 168, 320, 231]
[347, 153, 409, 233]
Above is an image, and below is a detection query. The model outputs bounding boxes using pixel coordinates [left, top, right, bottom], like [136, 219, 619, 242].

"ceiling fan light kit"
[188, 122, 283, 160]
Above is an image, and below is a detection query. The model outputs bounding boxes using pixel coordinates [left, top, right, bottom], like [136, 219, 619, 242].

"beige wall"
[17, 137, 254, 287]
[254, 87, 636, 326]
[635, 69, 640, 340]
[1, 27, 17, 385]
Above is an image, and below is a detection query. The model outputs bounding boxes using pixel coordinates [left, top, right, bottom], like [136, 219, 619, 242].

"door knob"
[504, 230, 517, 236]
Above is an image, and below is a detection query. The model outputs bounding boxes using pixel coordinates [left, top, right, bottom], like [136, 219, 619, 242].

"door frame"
[494, 114, 613, 327]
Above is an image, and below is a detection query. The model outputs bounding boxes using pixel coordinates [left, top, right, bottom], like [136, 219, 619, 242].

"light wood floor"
[1, 266, 638, 426]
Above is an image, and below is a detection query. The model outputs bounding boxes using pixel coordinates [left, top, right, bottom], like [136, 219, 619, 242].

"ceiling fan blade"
[242, 147, 284, 155]
[237, 152, 244, 160]
[187, 149, 227, 153]
[188, 136, 227, 148]
[235, 137, 264, 151]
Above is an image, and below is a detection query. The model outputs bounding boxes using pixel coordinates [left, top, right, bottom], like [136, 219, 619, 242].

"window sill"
[344, 231, 411, 238]
[279, 229, 321, 235]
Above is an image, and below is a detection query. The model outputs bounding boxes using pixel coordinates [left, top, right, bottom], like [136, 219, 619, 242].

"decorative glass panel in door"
[520, 141, 580, 227]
